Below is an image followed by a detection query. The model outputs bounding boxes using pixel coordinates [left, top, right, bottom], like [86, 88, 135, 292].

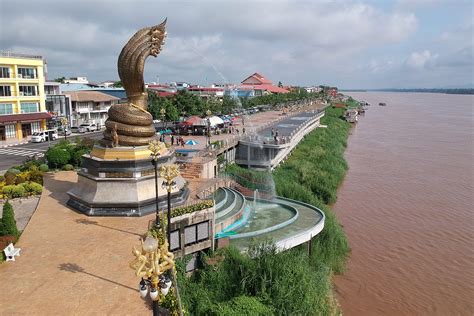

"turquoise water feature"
[213, 187, 325, 251]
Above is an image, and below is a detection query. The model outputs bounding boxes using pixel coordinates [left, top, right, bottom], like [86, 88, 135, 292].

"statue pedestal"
[67, 145, 189, 216]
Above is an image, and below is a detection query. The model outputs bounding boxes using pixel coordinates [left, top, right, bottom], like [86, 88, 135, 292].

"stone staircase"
[180, 162, 203, 179]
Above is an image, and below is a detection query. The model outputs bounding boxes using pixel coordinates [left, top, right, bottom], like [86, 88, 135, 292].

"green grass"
[177, 106, 351, 315]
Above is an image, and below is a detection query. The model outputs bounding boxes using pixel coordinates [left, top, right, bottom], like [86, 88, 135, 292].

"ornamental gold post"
[130, 234, 175, 316]
[160, 164, 180, 248]
[160, 108, 166, 130]
[148, 140, 163, 227]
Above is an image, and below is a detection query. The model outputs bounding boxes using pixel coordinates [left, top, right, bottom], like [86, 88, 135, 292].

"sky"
[1, 0, 473, 89]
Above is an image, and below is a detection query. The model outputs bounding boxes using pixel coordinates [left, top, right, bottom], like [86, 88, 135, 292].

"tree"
[221, 96, 237, 115]
[112, 81, 122, 88]
[278, 81, 283, 87]
[1, 201, 19, 239]
[54, 77, 66, 83]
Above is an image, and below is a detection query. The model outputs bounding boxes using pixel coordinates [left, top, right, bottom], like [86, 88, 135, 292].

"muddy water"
[333, 92, 474, 315]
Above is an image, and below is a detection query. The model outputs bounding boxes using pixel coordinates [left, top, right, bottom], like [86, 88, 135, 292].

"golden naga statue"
[102, 19, 167, 147]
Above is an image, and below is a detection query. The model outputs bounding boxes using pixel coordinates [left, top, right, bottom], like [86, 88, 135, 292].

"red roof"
[238, 84, 289, 94]
[241, 72, 273, 85]
[0, 112, 52, 124]
[157, 91, 175, 97]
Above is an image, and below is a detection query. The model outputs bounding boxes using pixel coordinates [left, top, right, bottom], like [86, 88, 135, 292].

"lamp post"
[160, 108, 166, 131]
[205, 109, 212, 148]
[159, 164, 180, 247]
[60, 117, 68, 141]
[148, 140, 163, 227]
[130, 234, 175, 316]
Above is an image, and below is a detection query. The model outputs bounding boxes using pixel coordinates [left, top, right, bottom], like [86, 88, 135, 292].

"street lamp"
[130, 234, 175, 315]
[148, 140, 163, 227]
[160, 108, 166, 130]
[159, 164, 180, 247]
[205, 109, 212, 148]
[60, 117, 68, 141]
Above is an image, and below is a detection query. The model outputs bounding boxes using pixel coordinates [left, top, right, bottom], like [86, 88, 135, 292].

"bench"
[3, 243, 21, 262]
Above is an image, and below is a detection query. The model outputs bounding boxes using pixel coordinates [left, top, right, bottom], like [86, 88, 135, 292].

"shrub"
[1, 201, 19, 238]
[7, 168, 21, 175]
[28, 168, 44, 185]
[21, 182, 42, 195]
[19, 158, 44, 172]
[39, 164, 49, 172]
[70, 148, 88, 166]
[14, 172, 30, 184]
[46, 147, 71, 168]
[4, 172, 16, 185]
[62, 164, 74, 171]
[2, 185, 27, 198]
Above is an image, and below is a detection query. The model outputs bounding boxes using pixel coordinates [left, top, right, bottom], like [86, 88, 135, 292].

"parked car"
[58, 127, 72, 136]
[31, 129, 59, 143]
[71, 126, 86, 133]
[79, 123, 97, 132]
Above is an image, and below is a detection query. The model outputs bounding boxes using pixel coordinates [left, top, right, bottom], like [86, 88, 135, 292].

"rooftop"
[63, 90, 120, 102]
[0, 51, 43, 60]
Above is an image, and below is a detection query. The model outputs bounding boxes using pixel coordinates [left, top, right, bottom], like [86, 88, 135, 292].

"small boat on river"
[379, 102, 387, 106]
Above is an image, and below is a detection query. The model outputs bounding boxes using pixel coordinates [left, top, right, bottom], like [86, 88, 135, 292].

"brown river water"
[332, 92, 474, 316]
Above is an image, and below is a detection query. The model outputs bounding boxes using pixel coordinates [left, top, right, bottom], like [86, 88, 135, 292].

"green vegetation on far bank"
[176, 106, 351, 315]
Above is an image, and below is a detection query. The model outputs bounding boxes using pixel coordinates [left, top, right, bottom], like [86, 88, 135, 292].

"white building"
[64, 76, 89, 84]
[64, 90, 119, 128]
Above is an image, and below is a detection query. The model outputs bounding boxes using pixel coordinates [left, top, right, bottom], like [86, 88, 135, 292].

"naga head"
[118, 19, 168, 109]
[150, 19, 167, 57]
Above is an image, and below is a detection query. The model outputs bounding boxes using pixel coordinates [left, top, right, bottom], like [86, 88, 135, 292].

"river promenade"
[0, 104, 326, 314]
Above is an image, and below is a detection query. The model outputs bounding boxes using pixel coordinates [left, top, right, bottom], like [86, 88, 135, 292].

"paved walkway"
[0, 172, 154, 315]
[0, 197, 39, 231]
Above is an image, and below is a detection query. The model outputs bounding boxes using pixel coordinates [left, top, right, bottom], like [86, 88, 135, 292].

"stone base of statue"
[67, 145, 189, 217]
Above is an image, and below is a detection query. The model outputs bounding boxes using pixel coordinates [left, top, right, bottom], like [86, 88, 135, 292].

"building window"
[0, 86, 12, 97]
[0, 67, 10, 78]
[20, 102, 39, 113]
[19, 85, 38, 96]
[184, 221, 210, 246]
[170, 230, 180, 251]
[17, 67, 36, 79]
[5, 124, 16, 139]
[0, 103, 13, 115]
[31, 121, 41, 133]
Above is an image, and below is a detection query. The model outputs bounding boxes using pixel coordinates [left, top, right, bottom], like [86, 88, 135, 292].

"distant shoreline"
[340, 88, 474, 95]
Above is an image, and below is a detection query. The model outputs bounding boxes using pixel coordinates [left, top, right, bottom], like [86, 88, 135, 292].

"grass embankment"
[176, 106, 351, 315]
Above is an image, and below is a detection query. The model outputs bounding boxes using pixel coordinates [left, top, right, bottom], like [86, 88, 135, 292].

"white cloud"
[405, 50, 439, 69]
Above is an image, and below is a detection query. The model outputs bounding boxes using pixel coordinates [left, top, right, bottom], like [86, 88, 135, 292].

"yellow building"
[0, 52, 51, 144]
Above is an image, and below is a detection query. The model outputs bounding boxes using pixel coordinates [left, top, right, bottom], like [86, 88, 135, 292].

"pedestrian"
[271, 128, 275, 137]
[171, 134, 174, 145]
[243, 127, 246, 134]
[181, 138, 185, 147]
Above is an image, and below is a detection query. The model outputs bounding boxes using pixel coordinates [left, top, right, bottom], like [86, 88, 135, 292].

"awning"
[0, 112, 52, 124]
[208, 116, 224, 127]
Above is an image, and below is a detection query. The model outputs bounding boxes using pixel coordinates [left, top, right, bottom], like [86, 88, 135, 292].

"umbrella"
[183, 116, 207, 126]
[208, 116, 224, 127]
[158, 129, 172, 135]
[185, 139, 199, 145]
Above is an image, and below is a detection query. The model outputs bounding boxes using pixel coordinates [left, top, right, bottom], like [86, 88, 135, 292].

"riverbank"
[176, 106, 351, 314]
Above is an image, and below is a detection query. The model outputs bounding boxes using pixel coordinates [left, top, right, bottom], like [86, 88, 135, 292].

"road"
[0, 130, 104, 172]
